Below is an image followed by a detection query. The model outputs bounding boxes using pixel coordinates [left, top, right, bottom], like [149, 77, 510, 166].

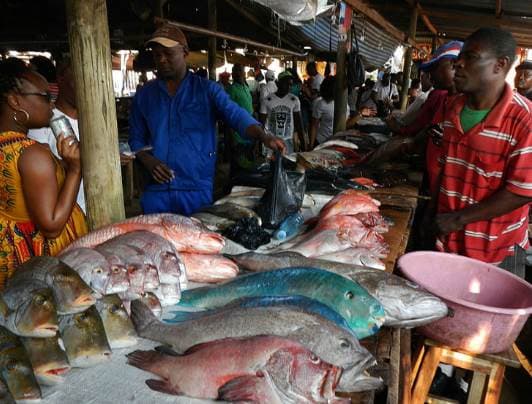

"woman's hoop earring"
[13, 109, 30, 126]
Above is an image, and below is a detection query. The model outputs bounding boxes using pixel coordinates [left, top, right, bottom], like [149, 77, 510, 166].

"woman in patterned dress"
[0, 59, 87, 289]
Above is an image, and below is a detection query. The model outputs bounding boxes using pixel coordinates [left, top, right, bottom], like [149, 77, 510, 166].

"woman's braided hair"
[0, 58, 31, 111]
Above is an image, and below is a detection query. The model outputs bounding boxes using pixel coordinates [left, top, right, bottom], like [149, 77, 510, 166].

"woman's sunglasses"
[18, 91, 53, 103]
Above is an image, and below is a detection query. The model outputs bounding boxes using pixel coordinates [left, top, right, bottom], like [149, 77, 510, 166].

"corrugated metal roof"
[288, 14, 401, 69]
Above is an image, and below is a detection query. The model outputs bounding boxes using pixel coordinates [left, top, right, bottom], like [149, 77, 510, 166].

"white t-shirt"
[311, 73, 324, 91]
[259, 81, 278, 105]
[260, 93, 301, 146]
[373, 81, 399, 102]
[312, 97, 350, 144]
[397, 87, 433, 126]
[28, 108, 86, 213]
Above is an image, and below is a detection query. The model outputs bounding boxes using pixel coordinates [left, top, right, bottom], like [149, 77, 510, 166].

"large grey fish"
[58, 247, 111, 298]
[131, 300, 374, 380]
[58, 306, 112, 368]
[228, 251, 448, 328]
[0, 326, 41, 401]
[201, 202, 262, 225]
[7, 256, 96, 315]
[95, 294, 137, 349]
[0, 279, 58, 337]
[21, 335, 71, 385]
[102, 231, 186, 288]
[0, 377, 15, 404]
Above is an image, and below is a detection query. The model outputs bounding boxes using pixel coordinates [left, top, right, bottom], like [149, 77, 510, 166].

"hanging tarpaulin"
[337, 2, 352, 43]
[252, 0, 334, 24]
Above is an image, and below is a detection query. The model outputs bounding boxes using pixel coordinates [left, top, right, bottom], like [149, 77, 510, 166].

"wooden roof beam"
[404, 0, 438, 36]
[343, 0, 416, 46]
[423, 7, 531, 31]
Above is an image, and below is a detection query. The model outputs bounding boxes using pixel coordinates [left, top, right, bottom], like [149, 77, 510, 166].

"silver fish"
[131, 300, 374, 378]
[58, 247, 111, 298]
[228, 252, 448, 328]
[7, 256, 96, 315]
[21, 335, 71, 385]
[0, 279, 58, 337]
[106, 231, 185, 286]
[58, 306, 112, 368]
[95, 294, 137, 349]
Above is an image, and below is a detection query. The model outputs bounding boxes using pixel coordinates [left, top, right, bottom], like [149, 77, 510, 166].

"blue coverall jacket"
[129, 73, 259, 215]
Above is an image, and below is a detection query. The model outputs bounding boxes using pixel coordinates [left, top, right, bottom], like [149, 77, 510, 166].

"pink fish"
[180, 253, 239, 284]
[127, 335, 342, 402]
[354, 212, 389, 233]
[62, 214, 225, 254]
[319, 190, 380, 221]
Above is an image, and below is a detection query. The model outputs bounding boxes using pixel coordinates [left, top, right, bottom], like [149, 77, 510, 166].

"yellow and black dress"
[0, 131, 87, 289]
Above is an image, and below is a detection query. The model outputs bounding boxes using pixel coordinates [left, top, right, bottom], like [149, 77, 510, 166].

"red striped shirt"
[436, 84, 532, 264]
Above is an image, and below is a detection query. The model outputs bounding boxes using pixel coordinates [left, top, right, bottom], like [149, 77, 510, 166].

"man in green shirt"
[227, 63, 257, 173]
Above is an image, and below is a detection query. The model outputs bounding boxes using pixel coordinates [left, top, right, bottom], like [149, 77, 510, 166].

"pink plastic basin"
[398, 251, 532, 354]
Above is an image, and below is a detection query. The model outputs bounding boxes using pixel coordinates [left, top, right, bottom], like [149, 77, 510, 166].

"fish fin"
[126, 350, 167, 372]
[154, 345, 179, 357]
[145, 379, 182, 395]
[218, 375, 264, 402]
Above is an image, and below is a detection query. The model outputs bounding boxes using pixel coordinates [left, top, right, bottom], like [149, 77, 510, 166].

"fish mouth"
[75, 294, 97, 307]
[35, 365, 71, 385]
[32, 324, 59, 337]
[14, 389, 41, 401]
[70, 351, 111, 368]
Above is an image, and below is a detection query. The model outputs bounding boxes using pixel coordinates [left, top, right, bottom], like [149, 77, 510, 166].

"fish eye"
[310, 354, 320, 364]
[110, 304, 120, 314]
[339, 338, 351, 349]
[34, 295, 45, 305]
[95, 268, 103, 274]
[345, 291, 354, 300]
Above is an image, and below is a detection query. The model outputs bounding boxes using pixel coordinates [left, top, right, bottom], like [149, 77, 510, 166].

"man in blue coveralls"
[129, 22, 286, 215]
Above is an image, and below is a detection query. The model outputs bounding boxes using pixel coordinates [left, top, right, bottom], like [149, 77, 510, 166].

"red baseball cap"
[146, 22, 188, 49]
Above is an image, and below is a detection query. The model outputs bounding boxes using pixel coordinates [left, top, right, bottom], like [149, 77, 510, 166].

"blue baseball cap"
[420, 41, 463, 71]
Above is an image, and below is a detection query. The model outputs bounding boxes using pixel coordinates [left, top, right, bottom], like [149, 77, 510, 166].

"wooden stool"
[411, 339, 521, 404]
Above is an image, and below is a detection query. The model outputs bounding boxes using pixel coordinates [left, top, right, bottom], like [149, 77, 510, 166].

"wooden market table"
[347, 183, 421, 404]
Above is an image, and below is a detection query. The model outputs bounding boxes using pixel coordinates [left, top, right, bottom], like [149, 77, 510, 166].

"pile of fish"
[59, 214, 239, 307]
[276, 190, 390, 270]
[0, 256, 138, 400]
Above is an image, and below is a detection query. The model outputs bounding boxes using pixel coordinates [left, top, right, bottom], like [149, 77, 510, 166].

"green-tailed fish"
[177, 267, 385, 338]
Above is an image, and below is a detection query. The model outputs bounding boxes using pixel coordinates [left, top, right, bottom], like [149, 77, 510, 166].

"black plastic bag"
[257, 152, 306, 229]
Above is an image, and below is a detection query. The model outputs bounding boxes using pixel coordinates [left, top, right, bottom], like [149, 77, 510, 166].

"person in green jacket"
[227, 63, 257, 174]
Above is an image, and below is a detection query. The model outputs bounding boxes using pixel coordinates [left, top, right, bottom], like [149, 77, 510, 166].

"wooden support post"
[411, 346, 443, 404]
[153, 0, 164, 18]
[333, 27, 350, 134]
[400, 4, 418, 111]
[208, 0, 217, 81]
[65, 0, 125, 229]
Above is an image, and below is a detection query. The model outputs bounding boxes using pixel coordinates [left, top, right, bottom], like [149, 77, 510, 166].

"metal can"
[50, 116, 76, 139]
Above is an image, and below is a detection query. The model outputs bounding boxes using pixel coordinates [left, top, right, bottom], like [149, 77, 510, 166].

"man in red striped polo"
[432, 27, 532, 264]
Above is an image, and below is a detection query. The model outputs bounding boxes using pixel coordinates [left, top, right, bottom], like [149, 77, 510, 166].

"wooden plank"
[388, 328, 401, 404]
[381, 207, 414, 272]
[467, 371, 487, 404]
[495, 0, 503, 18]
[411, 343, 426, 389]
[208, 0, 217, 81]
[439, 350, 493, 374]
[344, 0, 416, 46]
[400, 329, 412, 404]
[427, 394, 460, 404]
[485, 363, 505, 404]
[425, 339, 521, 368]
[65, 0, 125, 229]
[411, 346, 443, 404]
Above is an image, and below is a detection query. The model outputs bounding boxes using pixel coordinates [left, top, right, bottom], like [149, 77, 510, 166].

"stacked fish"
[128, 267, 385, 401]
[0, 256, 138, 400]
[279, 190, 390, 270]
[59, 214, 240, 309]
